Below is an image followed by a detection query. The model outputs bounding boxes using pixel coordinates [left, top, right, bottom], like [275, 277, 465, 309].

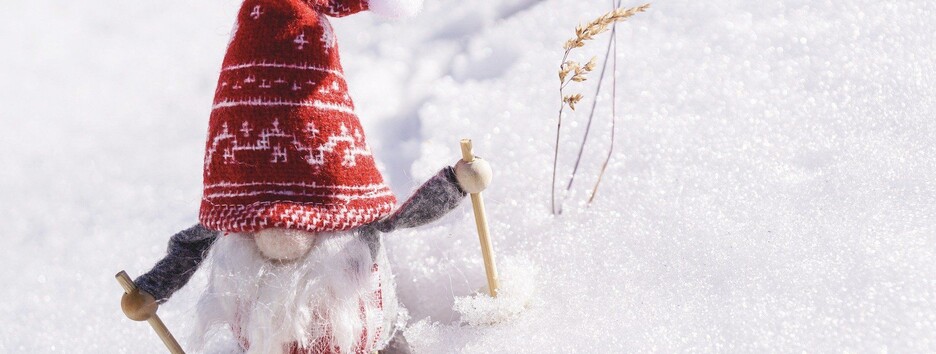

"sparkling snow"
[1, 0, 934, 353]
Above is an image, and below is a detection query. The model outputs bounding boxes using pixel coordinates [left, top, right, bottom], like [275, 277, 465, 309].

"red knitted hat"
[199, 0, 399, 233]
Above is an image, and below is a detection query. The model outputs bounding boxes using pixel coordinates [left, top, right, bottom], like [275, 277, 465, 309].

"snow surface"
[1, 0, 935, 352]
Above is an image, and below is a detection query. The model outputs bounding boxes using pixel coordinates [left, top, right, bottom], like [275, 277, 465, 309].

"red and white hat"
[199, 0, 416, 233]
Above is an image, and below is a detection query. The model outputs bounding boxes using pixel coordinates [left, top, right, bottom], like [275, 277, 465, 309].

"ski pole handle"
[116, 271, 186, 354]
[460, 139, 500, 297]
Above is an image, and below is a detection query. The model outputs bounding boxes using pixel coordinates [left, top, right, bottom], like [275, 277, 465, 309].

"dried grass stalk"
[589, 8, 620, 205]
[563, 3, 649, 51]
[551, 3, 649, 215]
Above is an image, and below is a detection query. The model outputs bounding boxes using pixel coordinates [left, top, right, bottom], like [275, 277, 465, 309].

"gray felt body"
[134, 166, 466, 302]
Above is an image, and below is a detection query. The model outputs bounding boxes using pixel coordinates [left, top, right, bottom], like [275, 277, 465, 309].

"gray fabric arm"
[375, 166, 467, 233]
[134, 224, 219, 303]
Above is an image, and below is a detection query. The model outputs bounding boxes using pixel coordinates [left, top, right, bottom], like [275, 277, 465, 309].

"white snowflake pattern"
[294, 32, 310, 50]
[250, 5, 263, 20]
[204, 119, 372, 174]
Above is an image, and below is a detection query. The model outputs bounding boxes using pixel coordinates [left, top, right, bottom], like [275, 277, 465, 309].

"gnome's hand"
[121, 288, 158, 321]
[454, 157, 493, 194]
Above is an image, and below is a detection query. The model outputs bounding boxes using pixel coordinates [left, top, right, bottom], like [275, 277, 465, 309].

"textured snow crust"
[1, 0, 935, 353]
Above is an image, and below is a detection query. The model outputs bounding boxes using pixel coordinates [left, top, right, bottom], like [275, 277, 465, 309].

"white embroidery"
[204, 181, 390, 191]
[318, 81, 342, 95]
[229, 75, 302, 91]
[250, 5, 263, 20]
[212, 98, 355, 114]
[271, 145, 287, 163]
[222, 61, 345, 78]
[294, 32, 310, 50]
[324, 3, 351, 17]
[305, 122, 320, 138]
[204, 189, 394, 202]
[206, 122, 236, 174]
[240, 121, 252, 137]
[223, 148, 235, 163]
[291, 123, 372, 167]
[204, 119, 373, 175]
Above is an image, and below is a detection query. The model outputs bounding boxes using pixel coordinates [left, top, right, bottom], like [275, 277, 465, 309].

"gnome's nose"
[254, 228, 317, 261]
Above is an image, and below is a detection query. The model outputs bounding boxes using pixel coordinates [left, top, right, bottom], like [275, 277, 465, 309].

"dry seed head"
[563, 94, 584, 110]
[566, 3, 650, 49]
[571, 62, 589, 81]
[559, 61, 580, 82]
[584, 57, 598, 71]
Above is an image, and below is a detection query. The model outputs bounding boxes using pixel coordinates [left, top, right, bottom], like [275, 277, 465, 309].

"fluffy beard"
[191, 230, 401, 354]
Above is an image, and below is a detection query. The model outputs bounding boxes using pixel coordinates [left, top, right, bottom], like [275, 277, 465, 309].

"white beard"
[191, 230, 401, 354]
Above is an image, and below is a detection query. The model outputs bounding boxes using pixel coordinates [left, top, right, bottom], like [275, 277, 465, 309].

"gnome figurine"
[120, 0, 492, 353]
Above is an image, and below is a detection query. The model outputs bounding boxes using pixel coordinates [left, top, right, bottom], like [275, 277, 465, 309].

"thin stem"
[562, 22, 615, 195]
[552, 49, 573, 215]
[552, 106, 564, 215]
[589, 1, 620, 205]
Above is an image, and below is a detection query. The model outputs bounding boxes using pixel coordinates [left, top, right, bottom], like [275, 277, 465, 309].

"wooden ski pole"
[115, 271, 186, 354]
[460, 139, 500, 297]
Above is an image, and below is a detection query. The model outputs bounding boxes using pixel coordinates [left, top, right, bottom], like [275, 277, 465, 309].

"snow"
[1, 0, 934, 352]
[449, 257, 540, 327]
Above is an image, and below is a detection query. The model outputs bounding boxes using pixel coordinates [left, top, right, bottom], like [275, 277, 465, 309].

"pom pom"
[368, 0, 423, 19]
